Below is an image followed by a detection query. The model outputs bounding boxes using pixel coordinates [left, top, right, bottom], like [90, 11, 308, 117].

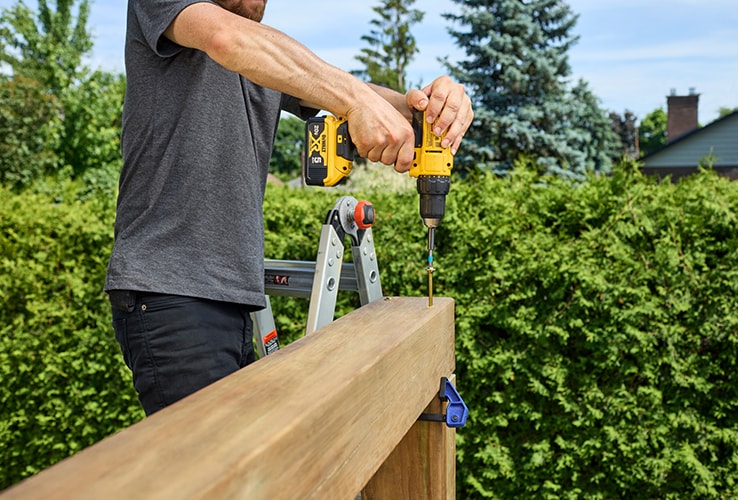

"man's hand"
[362, 76, 474, 168]
[345, 98, 416, 173]
[406, 75, 474, 156]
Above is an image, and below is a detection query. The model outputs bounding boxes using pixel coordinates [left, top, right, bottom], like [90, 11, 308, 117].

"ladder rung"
[263, 259, 360, 299]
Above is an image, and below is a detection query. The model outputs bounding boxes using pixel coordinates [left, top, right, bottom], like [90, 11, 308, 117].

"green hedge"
[0, 189, 143, 488]
[2, 166, 738, 497]
[440, 166, 738, 498]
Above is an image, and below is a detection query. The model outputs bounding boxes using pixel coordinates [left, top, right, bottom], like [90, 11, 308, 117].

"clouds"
[566, 0, 738, 122]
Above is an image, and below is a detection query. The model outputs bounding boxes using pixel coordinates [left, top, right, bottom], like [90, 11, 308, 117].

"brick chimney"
[666, 88, 699, 142]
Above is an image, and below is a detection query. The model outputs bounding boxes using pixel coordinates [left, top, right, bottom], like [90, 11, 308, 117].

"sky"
[1, 0, 737, 125]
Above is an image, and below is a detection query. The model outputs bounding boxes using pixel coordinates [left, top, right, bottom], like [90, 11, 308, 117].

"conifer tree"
[444, 0, 616, 176]
[567, 79, 621, 171]
[352, 0, 424, 93]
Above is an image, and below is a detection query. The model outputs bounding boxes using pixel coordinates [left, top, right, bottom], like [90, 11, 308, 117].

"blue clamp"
[419, 377, 469, 428]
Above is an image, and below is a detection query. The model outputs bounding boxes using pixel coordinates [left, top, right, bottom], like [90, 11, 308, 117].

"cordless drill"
[303, 111, 453, 306]
[408, 110, 453, 307]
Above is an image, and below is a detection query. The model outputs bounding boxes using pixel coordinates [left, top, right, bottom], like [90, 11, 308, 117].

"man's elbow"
[164, 3, 246, 72]
[203, 29, 242, 70]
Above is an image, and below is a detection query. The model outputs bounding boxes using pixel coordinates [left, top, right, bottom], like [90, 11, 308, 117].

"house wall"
[644, 113, 738, 168]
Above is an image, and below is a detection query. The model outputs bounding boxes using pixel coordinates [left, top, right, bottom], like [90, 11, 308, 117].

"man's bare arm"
[164, 2, 416, 169]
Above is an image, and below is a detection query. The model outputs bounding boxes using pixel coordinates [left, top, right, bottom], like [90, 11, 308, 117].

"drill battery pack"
[304, 115, 355, 186]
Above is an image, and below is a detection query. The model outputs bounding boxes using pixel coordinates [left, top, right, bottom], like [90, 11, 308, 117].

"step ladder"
[251, 196, 384, 357]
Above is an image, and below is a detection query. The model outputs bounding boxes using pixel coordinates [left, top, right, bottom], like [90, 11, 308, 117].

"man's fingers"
[442, 100, 474, 153]
[354, 120, 415, 169]
[417, 76, 473, 154]
[405, 88, 429, 113]
[393, 141, 415, 173]
[421, 75, 455, 124]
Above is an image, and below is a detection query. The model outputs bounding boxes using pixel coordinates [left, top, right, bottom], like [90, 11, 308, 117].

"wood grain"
[363, 375, 457, 500]
[2, 297, 455, 499]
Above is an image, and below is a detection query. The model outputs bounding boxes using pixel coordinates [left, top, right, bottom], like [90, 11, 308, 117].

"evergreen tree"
[443, 0, 613, 176]
[352, 0, 424, 93]
[565, 79, 620, 173]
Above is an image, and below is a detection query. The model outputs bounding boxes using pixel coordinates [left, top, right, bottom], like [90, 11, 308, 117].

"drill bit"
[426, 227, 436, 307]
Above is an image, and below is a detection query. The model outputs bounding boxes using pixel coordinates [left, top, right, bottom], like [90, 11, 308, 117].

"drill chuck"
[417, 175, 451, 228]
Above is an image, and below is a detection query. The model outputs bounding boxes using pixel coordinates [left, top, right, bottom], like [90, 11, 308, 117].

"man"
[105, 0, 474, 415]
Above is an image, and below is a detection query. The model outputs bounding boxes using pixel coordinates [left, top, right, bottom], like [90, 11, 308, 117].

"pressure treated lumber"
[363, 376, 457, 500]
[2, 297, 455, 499]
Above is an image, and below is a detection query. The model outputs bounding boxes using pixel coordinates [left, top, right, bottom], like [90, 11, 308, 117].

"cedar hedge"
[440, 165, 738, 498]
[1, 165, 737, 497]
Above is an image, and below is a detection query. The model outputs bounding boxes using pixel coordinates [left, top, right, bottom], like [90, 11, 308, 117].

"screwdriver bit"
[427, 227, 435, 307]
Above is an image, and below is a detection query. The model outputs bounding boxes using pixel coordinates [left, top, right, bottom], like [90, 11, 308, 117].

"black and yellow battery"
[304, 115, 356, 187]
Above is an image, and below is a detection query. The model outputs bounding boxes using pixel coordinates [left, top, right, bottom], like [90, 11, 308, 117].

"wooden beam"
[363, 376, 457, 499]
[2, 297, 455, 499]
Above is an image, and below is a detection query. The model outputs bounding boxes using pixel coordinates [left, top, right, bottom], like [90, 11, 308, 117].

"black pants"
[110, 291, 256, 415]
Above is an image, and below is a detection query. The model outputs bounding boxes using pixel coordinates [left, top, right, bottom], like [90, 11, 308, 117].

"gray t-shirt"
[105, 0, 311, 306]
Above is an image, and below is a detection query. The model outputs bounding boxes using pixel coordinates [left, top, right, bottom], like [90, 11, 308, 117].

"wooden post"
[1, 297, 455, 499]
[363, 377, 457, 499]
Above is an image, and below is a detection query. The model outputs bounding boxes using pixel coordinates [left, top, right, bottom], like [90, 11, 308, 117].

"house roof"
[642, 110, 738, 169]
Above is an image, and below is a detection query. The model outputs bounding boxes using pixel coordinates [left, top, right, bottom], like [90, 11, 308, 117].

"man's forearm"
[367, 83, 414, 120]
[165, 3, 381, 118]
[300, 84, 410, 119]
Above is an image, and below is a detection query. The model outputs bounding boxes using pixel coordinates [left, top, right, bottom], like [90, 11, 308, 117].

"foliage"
[0, 0, 92, 94]
[0, 184, 143, 490]
[717, 107, 738, 120]
[565, 80, 620, 174]
[0, 74, 61, 189]
[639, 107, 667, 157]
[0, 0, 122, 192]
[442, 162, 738, 498]
[351, 0, 424, 93]
[58, 69, 125, 179]
[269, 115, 305, 182]
[609, 109, 638, 159]
[443, 0, 619, 177]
